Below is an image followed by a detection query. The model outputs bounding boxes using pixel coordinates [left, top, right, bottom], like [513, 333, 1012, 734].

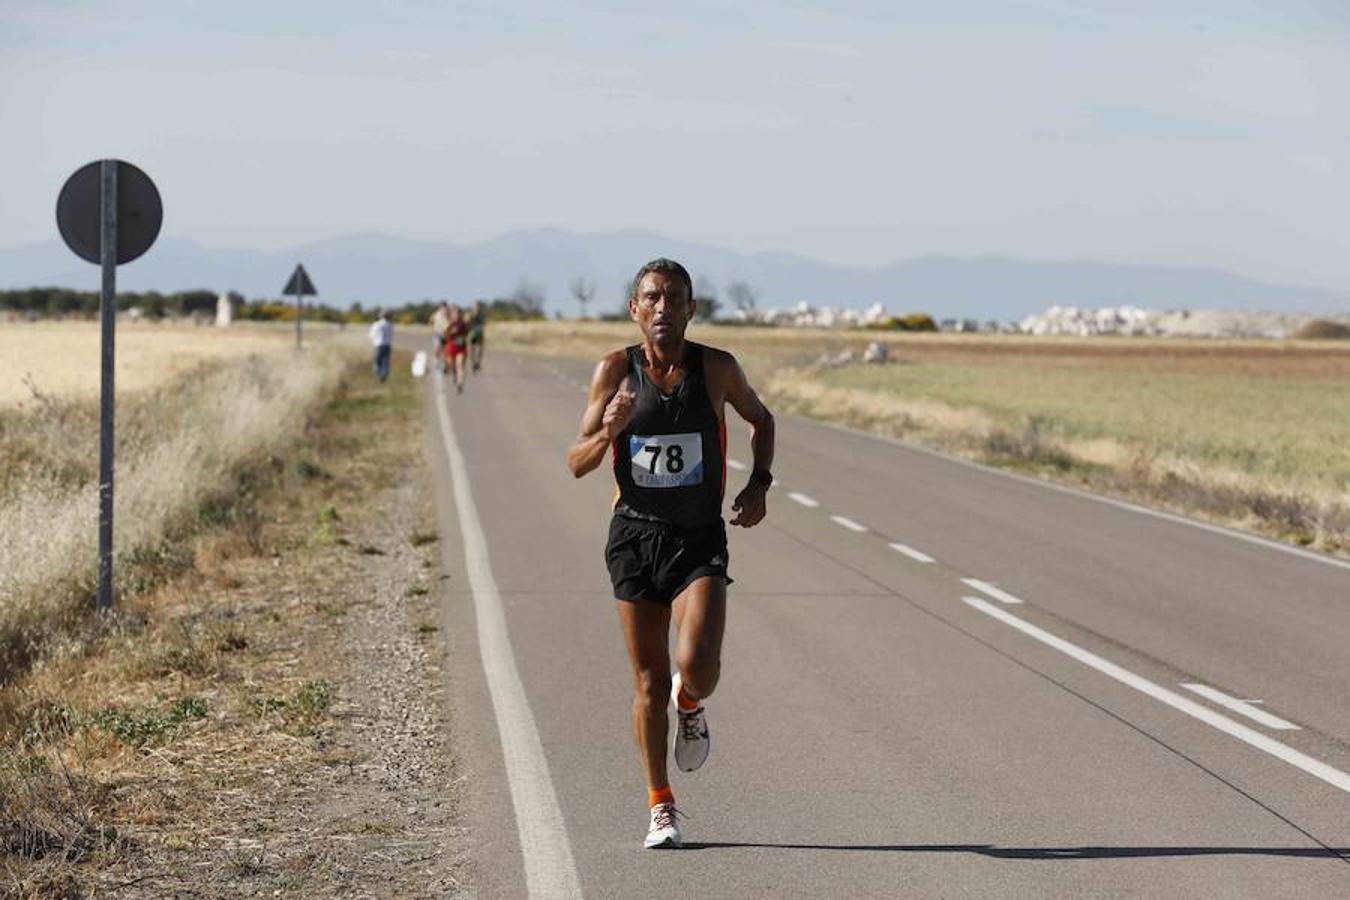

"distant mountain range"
[2, 227, 1345, 321]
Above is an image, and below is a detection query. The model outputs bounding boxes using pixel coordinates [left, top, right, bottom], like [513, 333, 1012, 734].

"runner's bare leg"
[617, 599, 673, 790]
[671, 576, 726, 703]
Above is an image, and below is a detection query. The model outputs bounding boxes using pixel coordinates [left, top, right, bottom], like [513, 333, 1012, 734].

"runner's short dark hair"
[630, 258, 692, 300]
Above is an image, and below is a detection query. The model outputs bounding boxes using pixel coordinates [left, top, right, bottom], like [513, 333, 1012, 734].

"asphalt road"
[405, 341, 1350, 898]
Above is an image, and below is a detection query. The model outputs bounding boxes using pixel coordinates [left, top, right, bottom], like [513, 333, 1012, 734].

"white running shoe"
[644, 802, 682, 849]
[671, 672, 710, 772]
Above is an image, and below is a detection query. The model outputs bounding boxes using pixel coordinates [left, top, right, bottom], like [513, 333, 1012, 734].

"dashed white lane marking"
[830, 515, 868, 533]
[434, 373, 583, 898]
[1181, 684, 1301, 731]
[961, 578, 1024, 605]
[889, 543, 935, 564]
[963, 596, 1350, 793]
[727, 458, 748, 471]
[788, 492, 820, 508]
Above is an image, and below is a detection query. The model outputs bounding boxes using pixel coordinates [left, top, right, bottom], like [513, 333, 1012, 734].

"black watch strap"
[750, 468, 773, 487]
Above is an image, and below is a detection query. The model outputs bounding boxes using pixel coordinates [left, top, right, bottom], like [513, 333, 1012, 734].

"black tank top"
[612, 342, 726, 529]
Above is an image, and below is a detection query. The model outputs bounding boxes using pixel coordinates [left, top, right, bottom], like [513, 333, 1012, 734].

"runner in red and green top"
[445, 304, 469, 394]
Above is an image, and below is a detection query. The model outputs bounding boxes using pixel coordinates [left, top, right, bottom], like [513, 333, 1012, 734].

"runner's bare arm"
[567, 350, 635, 478]
[718, 353, 774, 528]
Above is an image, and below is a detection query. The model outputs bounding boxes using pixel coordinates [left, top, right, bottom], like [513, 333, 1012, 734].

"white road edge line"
[1180, 683, 1301, 731]
[435, 373, 583, 898]
[961, 578, 1024, 605]
[803, 417, 1350, 574]
[962, 596, 1350, 793]
[830, 515, 868, 533]
[889, 543, 935, 564]
[726, 458, 748, 471]
[787, 491, 820, 508]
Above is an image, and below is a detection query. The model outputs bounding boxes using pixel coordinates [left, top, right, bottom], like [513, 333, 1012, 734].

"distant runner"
[368, 309, 392, 383]
[468, 300, 486, 373]
[430, 301, 451, 367]
[566, 258, 775, 849]
[445, 304, 469, 394]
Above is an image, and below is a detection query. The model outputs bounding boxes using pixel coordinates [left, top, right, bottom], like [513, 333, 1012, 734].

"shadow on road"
[680, 843, 1350, 860]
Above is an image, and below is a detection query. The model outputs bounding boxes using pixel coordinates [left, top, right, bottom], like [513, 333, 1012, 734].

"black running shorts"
[605, 515, 731, 605]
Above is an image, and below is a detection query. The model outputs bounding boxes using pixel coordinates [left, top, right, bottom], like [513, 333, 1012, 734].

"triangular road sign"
[283, 264, 316, 297]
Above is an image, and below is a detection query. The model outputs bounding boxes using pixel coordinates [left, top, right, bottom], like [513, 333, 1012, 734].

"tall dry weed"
[0, 347, 358, 681]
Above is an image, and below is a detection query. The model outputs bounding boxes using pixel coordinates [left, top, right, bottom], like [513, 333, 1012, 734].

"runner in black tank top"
[567, 258, 776, 850]
[612, 342, 726, 530]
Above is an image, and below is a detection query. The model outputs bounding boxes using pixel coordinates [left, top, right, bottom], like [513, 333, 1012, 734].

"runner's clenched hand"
[729, 483, 767, 528]
[602, 389, 637, 440]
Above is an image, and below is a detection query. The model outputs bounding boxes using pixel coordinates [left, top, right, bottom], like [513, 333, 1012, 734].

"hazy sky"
[3, 1, 1348, 289]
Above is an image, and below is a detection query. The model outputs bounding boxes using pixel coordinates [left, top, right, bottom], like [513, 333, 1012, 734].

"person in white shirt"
[368, 310, 393, 382]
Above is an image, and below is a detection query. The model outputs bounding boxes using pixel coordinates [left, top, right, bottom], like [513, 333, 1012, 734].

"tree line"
[2, 283, 935, 330]
[0, 287, 221, 319]
[0, 288, 546, 325]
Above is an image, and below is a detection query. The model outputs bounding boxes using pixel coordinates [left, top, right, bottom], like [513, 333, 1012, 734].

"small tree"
[612, 277, 636, 320]
[693, 276, 720, 322]
[727, 280, 758, 315]
[569, 276, 596, 320]
[509, 277, 546, 317]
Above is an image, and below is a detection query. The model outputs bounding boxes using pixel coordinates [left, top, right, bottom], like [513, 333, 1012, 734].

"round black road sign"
[56, 160, 163, 265]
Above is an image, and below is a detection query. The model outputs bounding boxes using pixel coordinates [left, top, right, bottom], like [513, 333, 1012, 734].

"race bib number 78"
[629, 432, 704, 488]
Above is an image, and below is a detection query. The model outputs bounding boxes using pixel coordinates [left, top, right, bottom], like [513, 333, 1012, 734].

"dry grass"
[0, 344, 361, 682]
[0, 321, 335, 407]
[814, 356, 1350, 490]
[1, 351, 460, 897]
[493, 321, 1350, 554]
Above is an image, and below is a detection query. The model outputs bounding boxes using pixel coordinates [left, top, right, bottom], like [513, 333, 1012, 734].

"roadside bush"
[867, 313, 937, 332]
[1294, 319, 1350, 340]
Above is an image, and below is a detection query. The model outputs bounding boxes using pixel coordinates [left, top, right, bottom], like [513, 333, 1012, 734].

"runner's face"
[630, 272, 694, 345]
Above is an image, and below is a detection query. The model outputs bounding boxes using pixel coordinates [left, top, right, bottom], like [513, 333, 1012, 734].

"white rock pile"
[1017, 306, 1350, 339]
[721, 299, 1349, 339]
[733, 301, 889, 328]
[1018, 305, 1160, 336]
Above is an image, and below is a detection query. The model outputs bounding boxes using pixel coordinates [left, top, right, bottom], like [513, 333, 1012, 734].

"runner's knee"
[675, 634, 719, 674]
[675, 652, 719, 695]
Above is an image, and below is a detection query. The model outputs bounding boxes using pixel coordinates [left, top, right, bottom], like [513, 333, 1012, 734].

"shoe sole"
[644, 835, 682, 849]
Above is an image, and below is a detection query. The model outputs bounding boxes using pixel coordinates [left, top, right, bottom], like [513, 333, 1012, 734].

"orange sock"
[648, 785, 674, 809]
[676, 685, 700, 711]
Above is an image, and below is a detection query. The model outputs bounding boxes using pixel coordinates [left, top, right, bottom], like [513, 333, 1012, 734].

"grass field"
[493, 321, 1350, 554]
[0, 325, 362, 681]
[1, 348, 454, 896]
[0, 320, 339, 406]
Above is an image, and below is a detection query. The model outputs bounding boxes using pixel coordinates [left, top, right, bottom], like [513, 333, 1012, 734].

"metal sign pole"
[55, 158, 161, 614]
[97, 160, 117, 613]
[282, 265, 314, 349]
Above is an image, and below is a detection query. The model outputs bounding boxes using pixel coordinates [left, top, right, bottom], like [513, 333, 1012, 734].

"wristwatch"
[749, 468, 773, 488]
